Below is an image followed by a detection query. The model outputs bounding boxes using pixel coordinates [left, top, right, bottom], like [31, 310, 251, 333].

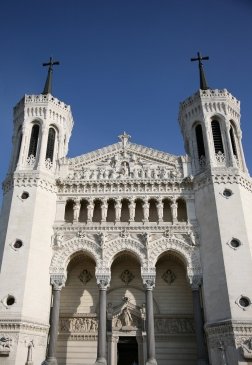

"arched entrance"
[154, 252, 197, 365]
[107, 252, 146, 365]
[56, 252, 98, 365]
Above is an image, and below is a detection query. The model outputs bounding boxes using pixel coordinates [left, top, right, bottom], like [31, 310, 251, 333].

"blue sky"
[0, 0, 252, 199]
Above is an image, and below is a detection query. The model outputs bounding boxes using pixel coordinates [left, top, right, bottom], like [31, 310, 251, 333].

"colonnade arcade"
[64, 197, 188, 224]
[44, 238, 208, 365]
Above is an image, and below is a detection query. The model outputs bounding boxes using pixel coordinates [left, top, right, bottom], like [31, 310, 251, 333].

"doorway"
[117, 336, 138, 365]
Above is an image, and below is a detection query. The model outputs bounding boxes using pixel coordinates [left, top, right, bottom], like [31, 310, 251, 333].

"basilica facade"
[0, 65, 252, 365]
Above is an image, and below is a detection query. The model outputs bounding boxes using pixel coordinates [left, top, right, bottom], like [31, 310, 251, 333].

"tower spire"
[191, 52, 209, 90]
[42, 57, 60, 95]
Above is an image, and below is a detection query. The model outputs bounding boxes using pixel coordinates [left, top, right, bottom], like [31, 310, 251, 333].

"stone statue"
[87, 201, 94, 222]
[171, 200, 178, 222]
[115, 200, 122, 221]
[122, 307, 132, 327]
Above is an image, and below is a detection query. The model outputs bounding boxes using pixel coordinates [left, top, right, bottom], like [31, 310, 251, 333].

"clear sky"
[0, 0, 252, 200]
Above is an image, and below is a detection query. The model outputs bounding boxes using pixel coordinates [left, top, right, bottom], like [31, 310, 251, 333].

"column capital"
[96, 273, 111, 290]
[142, 270, 156, 290]
[50, 274, 66, 291]
[188, 274, 202, 290]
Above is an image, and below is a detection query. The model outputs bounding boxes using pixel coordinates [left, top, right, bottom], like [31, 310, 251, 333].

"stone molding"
[50, 232, 202, 280]
[0, 319, 49, 334]
[205, 320, 252, 349]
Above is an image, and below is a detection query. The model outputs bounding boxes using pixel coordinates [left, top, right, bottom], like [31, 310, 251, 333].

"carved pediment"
[60, 141, 184, 181]
[107, 298, 144, 331]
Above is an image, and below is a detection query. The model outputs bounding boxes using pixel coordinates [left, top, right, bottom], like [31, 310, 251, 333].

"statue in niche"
[119, 161, 130, 177]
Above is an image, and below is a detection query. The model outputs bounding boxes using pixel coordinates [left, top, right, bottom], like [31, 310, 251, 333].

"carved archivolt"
[50, 236, 202, 280]
[104, 238, 146, 268]
[149, 237, 202, 277]
[50, 239, 101, 275]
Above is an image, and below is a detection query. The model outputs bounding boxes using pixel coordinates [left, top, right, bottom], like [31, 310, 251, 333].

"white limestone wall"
[0, 181, 56, 364]
[194, 182, 231, 322]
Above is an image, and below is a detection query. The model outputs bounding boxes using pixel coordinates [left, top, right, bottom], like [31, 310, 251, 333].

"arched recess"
[104, 238, 146, 269]
[28, 123, 40, 158]
[149, 237, 202, 279]
[50, 239, 101, 276]
[79, 199, 88, 222]
[177, 198, 188, 222]
[195, 124, 206, 160]
[108, 251, 145, 309]
[64, 199, 74, 223]
[149, 198, 158, 222]
[56, 251, 99, 364]
[93, 199, 102, 222]
[211, 119, 224, 154]
[46, 126, 57, 162]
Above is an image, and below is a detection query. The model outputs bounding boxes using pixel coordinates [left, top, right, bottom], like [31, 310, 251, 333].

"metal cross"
[42, 57, 60, 95]
[191, 52, 209, 90]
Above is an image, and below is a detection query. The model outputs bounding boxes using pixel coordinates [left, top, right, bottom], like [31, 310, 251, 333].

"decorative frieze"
[154, 317, 194, 334]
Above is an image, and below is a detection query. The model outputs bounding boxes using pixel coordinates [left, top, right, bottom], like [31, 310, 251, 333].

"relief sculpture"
[154, 318, 194, 334]
[59, 316, 98, 333]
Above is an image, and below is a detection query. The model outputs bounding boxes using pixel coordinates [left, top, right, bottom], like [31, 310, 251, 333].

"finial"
[191, 52, 209, 90]
[118, 131, 131, 148]
[42, 57, 60, 95]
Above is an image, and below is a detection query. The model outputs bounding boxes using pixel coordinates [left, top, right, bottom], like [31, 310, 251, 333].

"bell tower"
[179, 54, 252, 364]
[0, 59, 74, 364]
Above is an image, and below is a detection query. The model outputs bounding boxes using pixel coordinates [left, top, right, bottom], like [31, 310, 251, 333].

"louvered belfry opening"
[211, 120, 224, 154]
[28, 124, 40, 157]
[46, 127, 56, 161]
[195, 124, 205, 159]
[230, 125, 237, 157]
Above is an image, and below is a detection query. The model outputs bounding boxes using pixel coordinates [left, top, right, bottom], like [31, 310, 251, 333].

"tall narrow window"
[46, 127, 56, 161]
[15, 129, 23, 167]
[211, 120, 224, 154]
[28, 124, 40, 157]
[195, 124, 205, 159]
[230, 126, 237, 157]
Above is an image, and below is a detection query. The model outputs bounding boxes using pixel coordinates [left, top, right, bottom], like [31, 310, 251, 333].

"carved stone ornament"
[241, 338, 252, 359]
[162, 269, 176, 285]
[50, 274, 66, 290]
[79, 269, 92, 285]
[77, 231, 86, 239]
[120, 269, 135, 285]
[188, 275, 202, 290]
[142, 274, 156, 290]
[120, 229, 129, 238]
[155, 318, 194, 334]
[96, 274, 110, 289]
[0, 335, 13, 354]
[59, 316, 98, 333]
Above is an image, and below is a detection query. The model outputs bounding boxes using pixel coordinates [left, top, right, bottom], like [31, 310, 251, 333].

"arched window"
[229, 125, 237, 157]
[46, 127, 56, 161]
[28, 124, 40, 157]
[15, 127, 23, 167]
[211, 120, 224, 154]
[195, 124, 205, 159]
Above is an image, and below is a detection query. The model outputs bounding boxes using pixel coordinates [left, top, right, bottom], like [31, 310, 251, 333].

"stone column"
[95, 274, 110, 365]
[73, 199, 81, 222]
[129, 198, 136, 222]
[87, 199, 94, 222]
[101, 200, 108, 222]
[190, 276, 208, 365]
[115, 198, 122, 222]
[156, 198, 163, 223]
[38, 125, 49, 169]
[142, 273, 157, 365]
[43, 275, 65, 365]
[170, 198, 178, 223]
[143, 198, 149, 222]
[17, 124, 29, 169]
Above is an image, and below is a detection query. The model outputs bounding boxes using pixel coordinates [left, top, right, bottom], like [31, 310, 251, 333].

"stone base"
[41, 357, 58, 365]
[146, 359, 157, 365]
[94, 358, 107, 365]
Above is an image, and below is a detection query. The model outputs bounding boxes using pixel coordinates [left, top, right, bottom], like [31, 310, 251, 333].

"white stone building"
[0, 59, 252, 365]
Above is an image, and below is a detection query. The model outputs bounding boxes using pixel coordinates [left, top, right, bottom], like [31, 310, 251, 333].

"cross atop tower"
[42, 57, 60, 95]
[191, 52, 209, 90]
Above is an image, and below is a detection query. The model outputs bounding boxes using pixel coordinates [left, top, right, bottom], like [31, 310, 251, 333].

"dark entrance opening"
[117, 336, 138, 365]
